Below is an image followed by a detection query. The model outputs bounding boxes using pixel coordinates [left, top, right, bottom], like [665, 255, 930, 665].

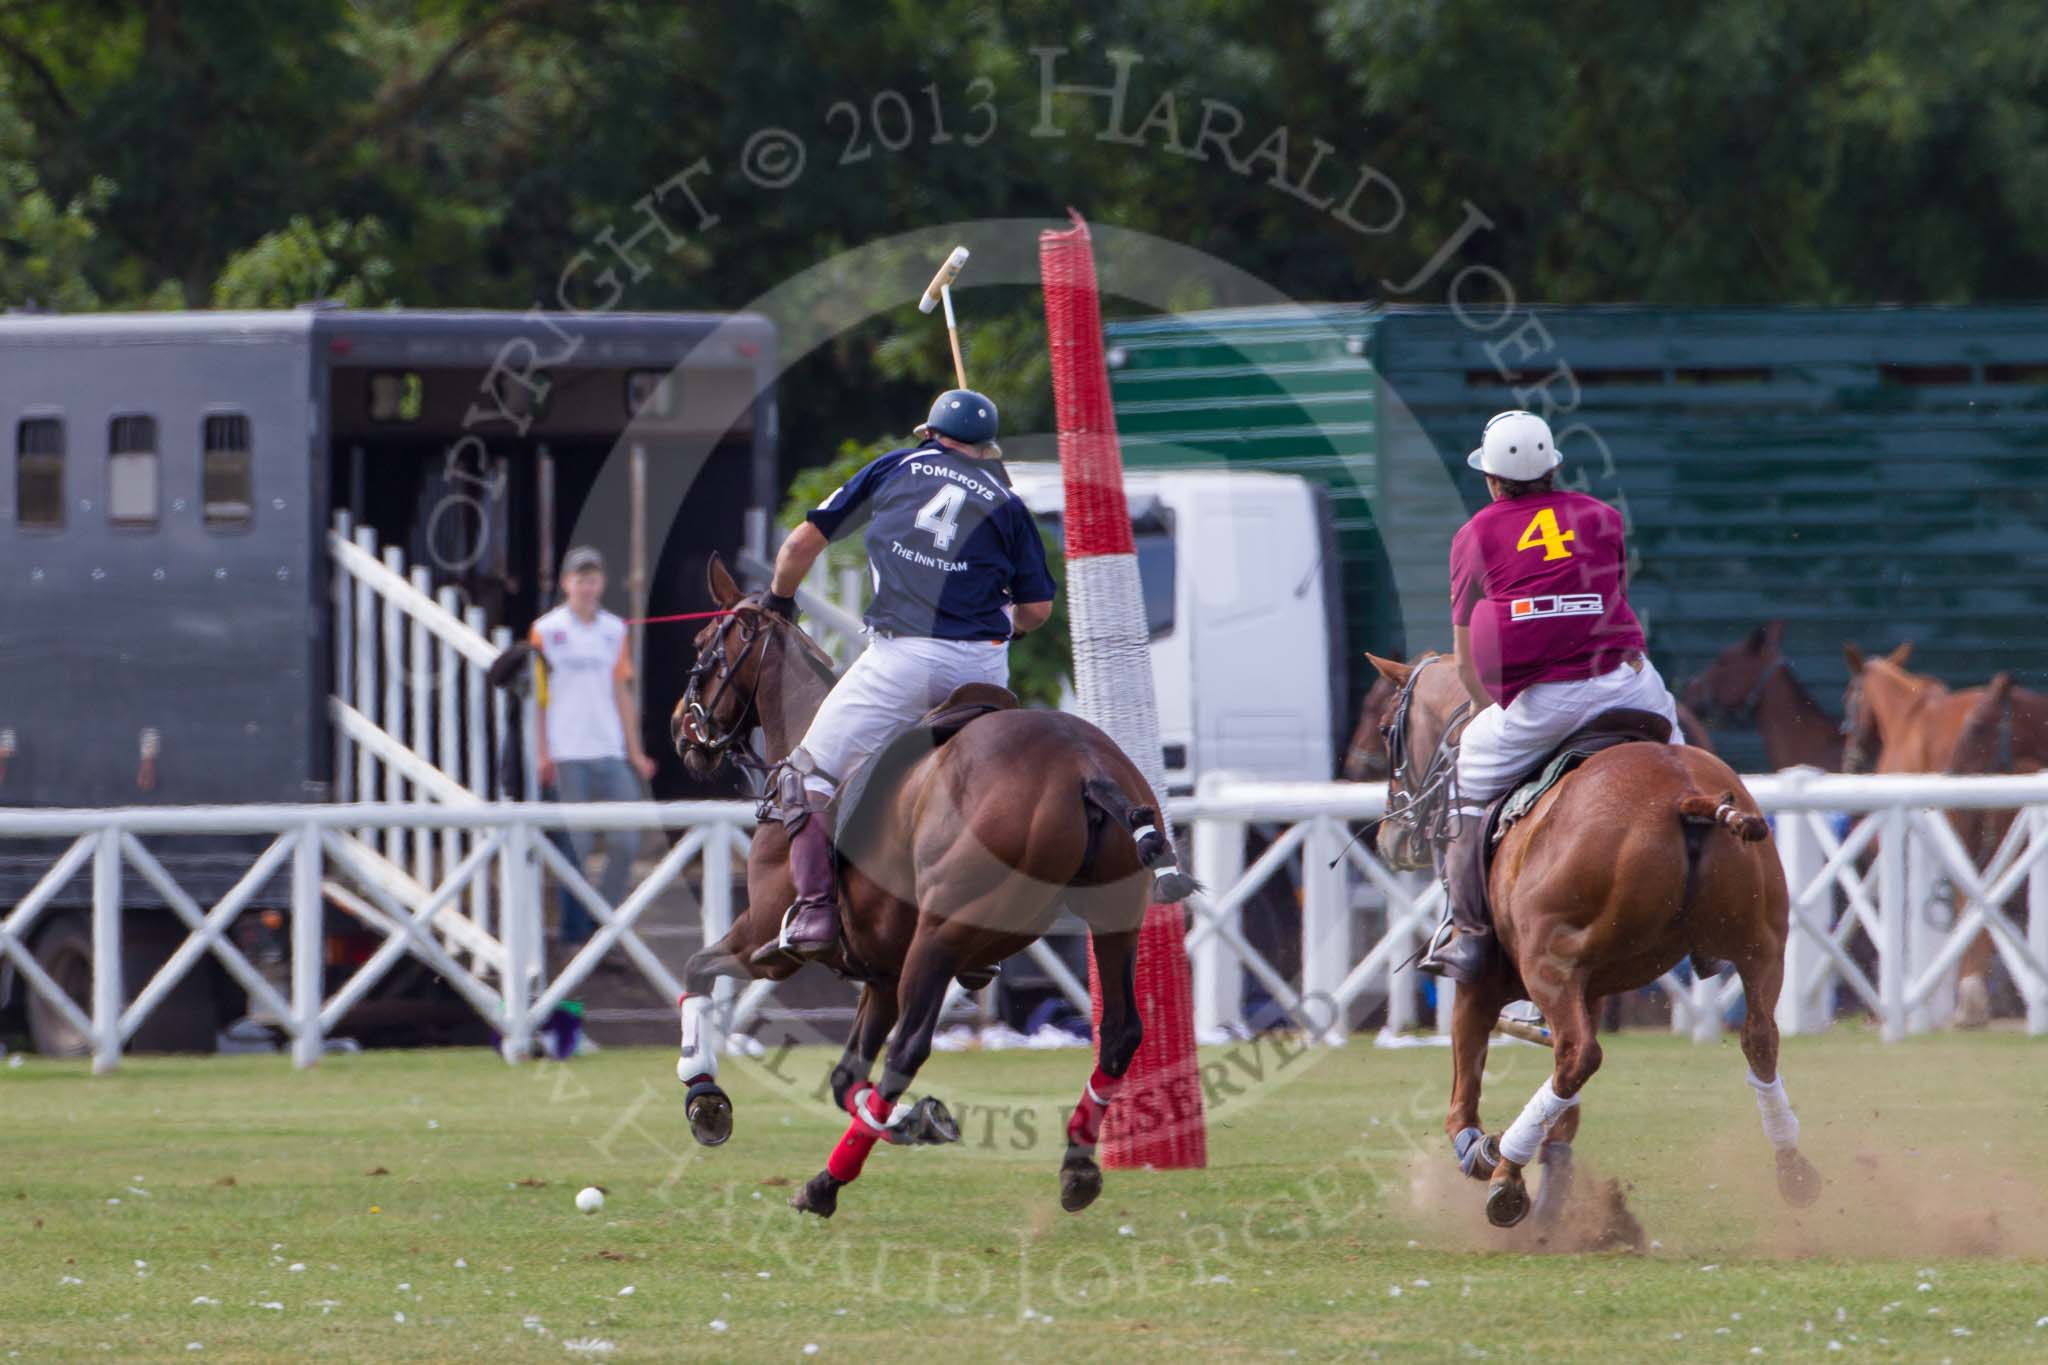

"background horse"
[1841, 642, 2005, 1024]
[669, 556, 1172, 1219]
[1838, 641, 1991, 774]
[1366, 653, 1821, 1228]
[1946, 673, 2048, 1019]
[1682, 621, 1847, 772]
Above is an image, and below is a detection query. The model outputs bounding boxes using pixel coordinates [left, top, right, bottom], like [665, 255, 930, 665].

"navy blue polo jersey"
[805, 441, 1056, 641]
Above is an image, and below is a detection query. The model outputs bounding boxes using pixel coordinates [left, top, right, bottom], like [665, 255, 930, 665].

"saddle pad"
[829, 686, 1019, 862]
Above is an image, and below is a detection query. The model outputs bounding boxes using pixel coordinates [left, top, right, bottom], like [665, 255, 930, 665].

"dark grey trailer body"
[0, 307, 777, 897]
[1, 314, 322, 808]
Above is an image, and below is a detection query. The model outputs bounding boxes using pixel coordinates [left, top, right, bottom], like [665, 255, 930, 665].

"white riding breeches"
[795, 633, 1010, 800]
[1455, 657, 1684, 805]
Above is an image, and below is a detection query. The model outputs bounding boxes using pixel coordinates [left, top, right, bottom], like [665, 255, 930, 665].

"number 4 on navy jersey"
[914, 485, 967, 550]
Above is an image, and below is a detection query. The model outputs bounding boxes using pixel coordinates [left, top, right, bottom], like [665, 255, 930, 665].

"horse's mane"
[738, 594, 842, 685]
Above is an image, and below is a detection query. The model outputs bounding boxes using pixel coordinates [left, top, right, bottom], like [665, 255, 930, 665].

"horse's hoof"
[684, 1081, 733, 1148]
[1453, 1127, 1499, 1181]
[1151, 869, 1195, 903]
[1060, 1157, 1103, 1214]
[791, 1170, 841, 1219]
[1776, 1149, 1822, 1208]
[906, 1096, 961, 1146]
[1486, 1175, 1531, 1229]
[1954, 976, 1991, 1030]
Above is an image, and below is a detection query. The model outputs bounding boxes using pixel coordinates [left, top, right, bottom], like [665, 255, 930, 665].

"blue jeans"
[552, 757, 645, 945]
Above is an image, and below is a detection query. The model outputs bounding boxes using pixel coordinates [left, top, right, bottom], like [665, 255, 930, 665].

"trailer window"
[108, 415, 159, 528]
[1131, 510, 1177, 639]
[626, 370, 677, 419]
[368, 371, 425, 423]
[202, 414, 253, 529]
[16, 418, 63, 529]
[1037, 506, 1177, 640]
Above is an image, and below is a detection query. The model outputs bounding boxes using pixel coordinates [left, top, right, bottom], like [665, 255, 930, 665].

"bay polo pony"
[669, 557, 1183, 1219]
[1681, 622, 1850, 772]
[1368, 652, 1822, 1227]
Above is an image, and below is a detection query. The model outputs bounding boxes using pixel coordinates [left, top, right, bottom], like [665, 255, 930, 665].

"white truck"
[1004, 464, 1344, 794]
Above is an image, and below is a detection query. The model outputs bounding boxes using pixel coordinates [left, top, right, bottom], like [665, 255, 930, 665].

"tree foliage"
[2, 1, 2043, 413]
[211, 216, 395, 310]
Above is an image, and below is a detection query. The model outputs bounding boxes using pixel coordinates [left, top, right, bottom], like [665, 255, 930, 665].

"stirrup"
[1424, 912, 1456, 956]
[1419, 926, 1489, 983]
[747, 903, 806, 969]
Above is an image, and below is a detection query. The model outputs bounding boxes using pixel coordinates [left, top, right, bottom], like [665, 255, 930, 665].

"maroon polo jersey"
[1448, 490, 1646, 707]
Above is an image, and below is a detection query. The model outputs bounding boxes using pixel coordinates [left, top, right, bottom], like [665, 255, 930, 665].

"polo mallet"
[1493, 1015, 1554, 1048]
[918, 245, 970, 387]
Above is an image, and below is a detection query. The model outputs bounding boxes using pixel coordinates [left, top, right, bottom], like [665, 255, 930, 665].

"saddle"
[1452, 707, 1674, 943]
[828, 683, 1018, 846]
[1486, 708, 1673, 849]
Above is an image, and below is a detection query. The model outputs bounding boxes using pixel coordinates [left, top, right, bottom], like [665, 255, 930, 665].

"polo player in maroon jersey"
[1421, 409, 1687, 982]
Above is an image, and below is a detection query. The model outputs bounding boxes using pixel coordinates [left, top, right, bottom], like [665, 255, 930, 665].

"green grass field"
[4, 1029, 2048, 1361]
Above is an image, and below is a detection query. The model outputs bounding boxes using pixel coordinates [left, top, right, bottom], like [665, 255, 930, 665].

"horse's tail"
[1081, 775, 1200, 902]
[1675, 790, 1767, 978]
[1676, 792, 1770, 843]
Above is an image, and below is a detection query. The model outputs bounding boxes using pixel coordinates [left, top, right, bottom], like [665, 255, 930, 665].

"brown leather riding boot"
[1419, 808, 1494, 984]
[780, 808, 841, 961]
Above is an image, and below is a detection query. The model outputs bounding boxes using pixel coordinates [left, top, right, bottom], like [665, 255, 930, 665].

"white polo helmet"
[1467, 410, 1560, 480]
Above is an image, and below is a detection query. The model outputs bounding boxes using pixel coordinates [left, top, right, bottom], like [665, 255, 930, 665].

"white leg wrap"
[1499, 1077, 1580, 1167]
[1747, 1070, 1800, 1151]
[677, 995, 718, 1084]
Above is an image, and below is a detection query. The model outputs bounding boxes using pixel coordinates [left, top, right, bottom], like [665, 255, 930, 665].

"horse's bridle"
[678, 604, 775, 788]
[1691, 654, 1792, 728]
[1840, 669, 1872, 773]
[1377, 657, 1471, 859]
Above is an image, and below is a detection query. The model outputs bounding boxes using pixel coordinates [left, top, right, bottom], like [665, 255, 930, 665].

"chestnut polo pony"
[1841, 642, 2011, 1024]
[1367, 652, 1823, 1227]
[669, 556, 1173, 1219]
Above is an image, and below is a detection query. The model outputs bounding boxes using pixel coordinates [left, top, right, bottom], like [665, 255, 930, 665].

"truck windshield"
[1037, 507, 1176, 639]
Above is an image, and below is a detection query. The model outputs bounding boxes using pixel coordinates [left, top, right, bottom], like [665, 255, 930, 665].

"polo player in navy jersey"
[755, 389, 1056, 962]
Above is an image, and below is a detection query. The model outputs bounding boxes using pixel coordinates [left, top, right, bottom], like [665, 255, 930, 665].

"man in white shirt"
[530, 546, 657, 945]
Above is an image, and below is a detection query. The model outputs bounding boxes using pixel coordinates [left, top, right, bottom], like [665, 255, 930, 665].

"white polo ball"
[575, 1186, 605, 1214]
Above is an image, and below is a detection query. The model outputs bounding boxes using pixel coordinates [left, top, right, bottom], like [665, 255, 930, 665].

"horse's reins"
[1380, 657, 1472, 853]
[1329, 657, 1471, 869]
[1734, 654, 1791, 721]
[678, 605, 779, 789]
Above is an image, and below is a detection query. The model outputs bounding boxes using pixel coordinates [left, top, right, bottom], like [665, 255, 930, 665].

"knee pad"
[788, 747, 838, 805]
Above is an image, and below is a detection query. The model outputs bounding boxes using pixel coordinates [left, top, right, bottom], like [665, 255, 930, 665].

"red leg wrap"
[1066, 1066, 1126, 1149]
[826, 1089, 897, 1182]
[827, 1118, 881, 1182]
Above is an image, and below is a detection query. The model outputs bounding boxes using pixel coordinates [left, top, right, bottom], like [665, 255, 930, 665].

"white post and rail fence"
[3, 770, 2045, 1071]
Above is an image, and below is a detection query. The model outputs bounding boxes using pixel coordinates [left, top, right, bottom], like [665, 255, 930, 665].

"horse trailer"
[0, 307, 778, 1053]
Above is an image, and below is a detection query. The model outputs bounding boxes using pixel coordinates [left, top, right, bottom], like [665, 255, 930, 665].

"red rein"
[627, 608, 741, 626]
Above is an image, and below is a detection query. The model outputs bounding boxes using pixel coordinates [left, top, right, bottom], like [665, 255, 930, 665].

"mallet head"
[918, 246, 970, 314]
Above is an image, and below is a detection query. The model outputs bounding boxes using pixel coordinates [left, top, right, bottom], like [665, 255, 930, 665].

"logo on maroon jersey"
[1508, 593, 1603, 621]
